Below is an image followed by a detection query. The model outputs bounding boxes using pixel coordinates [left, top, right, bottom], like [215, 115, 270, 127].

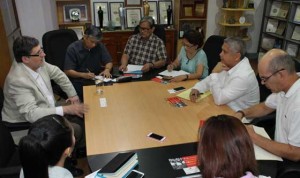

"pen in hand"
[86, 68, 95, 80]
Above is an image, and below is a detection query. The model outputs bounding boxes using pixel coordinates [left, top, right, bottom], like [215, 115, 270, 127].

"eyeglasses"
[182, 42, 194, 49]
[260, 68, 285, 83]
[27, 48, 44, 57]
[139, 27, 151, 32]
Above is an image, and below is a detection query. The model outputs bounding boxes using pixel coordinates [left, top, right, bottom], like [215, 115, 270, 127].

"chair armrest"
[277, 164, 300, 178]
[0, 165, 21, 176]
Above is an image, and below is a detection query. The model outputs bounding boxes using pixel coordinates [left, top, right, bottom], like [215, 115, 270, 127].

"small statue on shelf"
[167, 5, 172, 27]
[98, 6, 103, 29]
[223, 0, 228, 8]
[118, 4, 125, 30]
[143, 0, 150, 16]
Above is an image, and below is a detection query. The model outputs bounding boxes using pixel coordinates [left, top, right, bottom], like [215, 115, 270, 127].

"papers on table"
[176, 88, 211, 102]
[253, 126, 283, 161]
[123, 64, 143, 74]
[159, 70, 190, 77]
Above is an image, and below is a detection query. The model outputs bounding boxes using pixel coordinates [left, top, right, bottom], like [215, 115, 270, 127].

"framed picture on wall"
[291, 26, 300, 41]
[158, 1, 172, 25]
[93, 2, 109, 27]
[286, 43, 298, 57]
[67, 26, 84, 39]
[148, 1, 158, 23]
[63, 4, 88, 22]
[125, 0, 142, 7]
[126, 8, 142, 28]
[109, 2, 124, 27]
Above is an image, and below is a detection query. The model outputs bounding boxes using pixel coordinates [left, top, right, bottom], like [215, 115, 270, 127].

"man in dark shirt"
[64, 25, 112, 101]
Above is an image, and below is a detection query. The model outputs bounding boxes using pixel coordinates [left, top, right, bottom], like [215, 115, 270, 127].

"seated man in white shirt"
[235, 49, 300, 163]
[189, 37, 259, 111]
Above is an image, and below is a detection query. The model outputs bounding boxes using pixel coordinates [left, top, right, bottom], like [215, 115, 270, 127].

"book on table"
[97, 152, 138, 178]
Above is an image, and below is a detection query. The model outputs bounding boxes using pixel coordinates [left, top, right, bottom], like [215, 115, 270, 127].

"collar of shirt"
[284, 77, 300, 98]
[227, 57, 248, 75]
[22, 63, 41, 80]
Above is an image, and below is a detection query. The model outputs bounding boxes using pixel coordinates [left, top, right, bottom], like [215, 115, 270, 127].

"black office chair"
[42, 29, 78, 99]
[0, 87, 30, 132]
[0, 122, 21, 178]
[276, 159, 300, 178]
[202, 35, 226, 74]
[133, 24, 166, 44]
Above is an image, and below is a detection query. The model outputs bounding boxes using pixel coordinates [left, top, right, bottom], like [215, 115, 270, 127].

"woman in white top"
[19, 114, 75, 178]
[198, 115, 270, 178]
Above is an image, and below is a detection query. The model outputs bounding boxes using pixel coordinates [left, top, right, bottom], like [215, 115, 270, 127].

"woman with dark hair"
[167, 29, 208, 82]
[19, 114, 75, 178]
[198, 115, 270, 178]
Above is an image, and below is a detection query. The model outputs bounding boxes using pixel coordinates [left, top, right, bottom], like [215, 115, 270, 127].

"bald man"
[235, 49, 300, 162]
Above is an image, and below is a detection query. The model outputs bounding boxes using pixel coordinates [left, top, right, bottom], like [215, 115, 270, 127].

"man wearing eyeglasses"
[119, 16, 167, 73]
[64, 25, 112, 101]
[189, 37, 259, 111]
[235, 49, 300, 163]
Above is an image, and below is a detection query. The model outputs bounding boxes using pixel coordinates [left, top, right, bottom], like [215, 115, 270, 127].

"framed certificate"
[266, 19, 278, 33]
[93, 2, 109, 27]
[291, 26, 300, 41]
[194, 3, 205, 17]
[261, 37, 275, 50]
[109, 2, 124, 27]
[158, 1, 172, 25]
[126, 8, 141, 28]
[269, 1, 281, 17]
[67, 26, 84, 39]
[125, 0, 142, 7]
[294, 5, 300, 23]
[148, 1, 158, 23]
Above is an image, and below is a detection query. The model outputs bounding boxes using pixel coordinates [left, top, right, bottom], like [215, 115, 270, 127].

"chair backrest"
[202, 35, 226, 74]
[42, 29, 78, 70]
[0, 87, 4, 121]
[133, 24, 166, 44]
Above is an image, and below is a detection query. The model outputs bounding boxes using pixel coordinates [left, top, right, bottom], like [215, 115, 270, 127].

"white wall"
[206, 0, 265, 54]
[15, 0, 57, 43]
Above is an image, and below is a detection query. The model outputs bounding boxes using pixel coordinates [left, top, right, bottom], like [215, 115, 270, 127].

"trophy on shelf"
[98, 6, 103, 29]
[167, 5, 172, 28]
[69, 8, 81, 22]
[119, 4, 125, 30]
[143, 0, 150, 16]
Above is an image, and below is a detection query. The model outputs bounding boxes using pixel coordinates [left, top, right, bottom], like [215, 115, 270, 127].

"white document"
[253, 126, 282, 161]
[266, 19, 278, 33]
[85, 169, 100, 178]
[123, 64, 143, 73]
[159, 70, 190, 77]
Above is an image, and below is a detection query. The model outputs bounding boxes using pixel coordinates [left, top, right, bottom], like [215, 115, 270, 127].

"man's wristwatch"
[236, 110, 245, 118]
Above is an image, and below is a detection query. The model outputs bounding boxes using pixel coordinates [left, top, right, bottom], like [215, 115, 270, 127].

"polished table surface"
[83, 80, 234, 156]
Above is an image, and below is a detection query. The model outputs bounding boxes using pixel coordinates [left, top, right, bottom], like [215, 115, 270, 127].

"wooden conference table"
[83, 80, 234, 156]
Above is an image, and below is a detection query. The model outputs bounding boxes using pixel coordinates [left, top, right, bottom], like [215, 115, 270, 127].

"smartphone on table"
[126, 170, 144, 178]
[147, 132, 166, 142]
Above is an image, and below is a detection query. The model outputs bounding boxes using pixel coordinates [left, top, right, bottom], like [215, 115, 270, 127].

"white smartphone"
[147, 132, 166, 142]
[126, 170, 144, 178]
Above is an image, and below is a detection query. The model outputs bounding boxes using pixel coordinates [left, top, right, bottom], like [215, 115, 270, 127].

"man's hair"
[13, 36, 39, 63]
[268, 51, 295, 74]
[19, 115, 73, 178]
[183, 29, 204, 49]
[84, 25, 102, 40]
[198, 115, 257, 178]
[224, 37, 246, 59]
[139, 16, 155, 28]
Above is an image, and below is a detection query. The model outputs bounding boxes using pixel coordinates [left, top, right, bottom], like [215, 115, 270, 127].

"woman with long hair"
[19, 114, 75, 178]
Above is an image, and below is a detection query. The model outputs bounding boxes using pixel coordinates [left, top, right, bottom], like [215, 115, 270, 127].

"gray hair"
[268, 52, 295, 74]
[224, 37, 246, 58]
[139, 16, 155, 28]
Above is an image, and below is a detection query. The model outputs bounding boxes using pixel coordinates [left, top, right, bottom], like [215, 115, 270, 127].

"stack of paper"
[159, 70, 190, 77]
[123, 64, 143, 74]
[176, 88, 211, 102]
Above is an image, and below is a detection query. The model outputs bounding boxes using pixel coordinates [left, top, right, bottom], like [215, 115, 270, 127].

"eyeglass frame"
[27, 48, 44, 57]
[139, 27, 152, 32]
[260, 68, 285, 83]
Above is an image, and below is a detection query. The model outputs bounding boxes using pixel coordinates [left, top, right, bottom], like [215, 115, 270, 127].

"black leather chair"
[202, 35, 226, 74]
[42, 29, 78, 99]
[0, 122, 21, 178]
[133, 24, 166, 44]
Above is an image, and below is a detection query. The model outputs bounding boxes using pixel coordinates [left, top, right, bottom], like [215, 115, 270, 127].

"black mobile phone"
[126, 170, 144, 178]
[147, 132, 166, 142]
[173, 86, 186, 91]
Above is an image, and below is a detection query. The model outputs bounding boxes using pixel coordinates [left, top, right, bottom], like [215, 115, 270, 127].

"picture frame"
[126, 8, 142, 28]
[194, 2, 205, 17]
[124, 0, 142, 7]
[291, 26, 300, 41]
[109, 2, 124, 27]
[93, 2, 109, 27]
[182, 5, 193, 17]
[67, 26, 84, 39]
[294, 5, 300, 23]
[286, 43, 298, 57]
[148, 1, 158, 23]
[158, 1, 172, 25]
[63, 4, 88, 22]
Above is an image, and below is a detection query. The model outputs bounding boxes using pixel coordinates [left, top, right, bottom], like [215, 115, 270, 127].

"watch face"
[69, 8, 81, 21]
[239, 16, 246, 24]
